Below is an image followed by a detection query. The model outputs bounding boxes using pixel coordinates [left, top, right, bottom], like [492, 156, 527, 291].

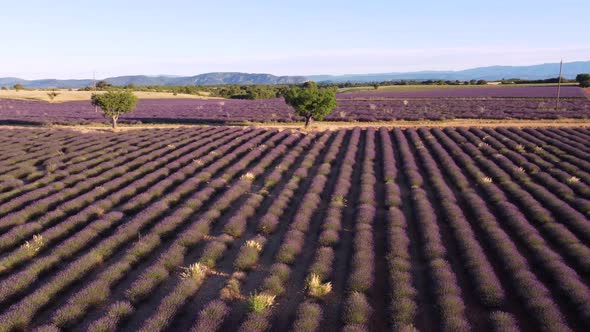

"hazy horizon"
[2, 59, 590, 81]
[2, 0, 589, 80]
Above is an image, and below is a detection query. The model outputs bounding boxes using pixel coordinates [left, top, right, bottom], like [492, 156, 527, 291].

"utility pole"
[556, 59, 563, 110]
[93, 71, 98, 112]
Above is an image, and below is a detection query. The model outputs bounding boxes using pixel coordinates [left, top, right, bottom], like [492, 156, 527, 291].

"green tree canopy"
[576, 73, 590, 88]
[96, 80, 112, 90]
[91, 91, 138, 129]
[13, 84, 24, 91]
[282, 82, 337, 128]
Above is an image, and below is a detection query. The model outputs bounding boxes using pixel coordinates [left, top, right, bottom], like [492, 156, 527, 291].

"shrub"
[224, 216, 247, 237]
[319, 229, 339, 246]
[180, 263, 208, 282]
[22, 234, 44, 256]
[489, 311, 519, 332]
[235, 238, 265, 270]
[258, 215, 279, 234]
[239, 313, 269, 332]
[191, 300, 230, 332]
[344, 292, 371, 325]
[263, 274, 285, 296]
[306, 274, 332, 298]
[293, 301, 322, 332]
[248, 292, 276, 313]
[309, 247, 334, 278]
[220, 272, 245, 300]
[269, 263, 291, 281]
[240, 172, 255, 181]
[200, 241, 227, 267]
[331, 194, 347, 206]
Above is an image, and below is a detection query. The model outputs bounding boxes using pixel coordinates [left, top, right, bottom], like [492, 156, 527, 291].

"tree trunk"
[111, 116, 118, 130]
[304, 116, 311, 128]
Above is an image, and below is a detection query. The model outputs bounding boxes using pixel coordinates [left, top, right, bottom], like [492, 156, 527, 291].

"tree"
[476, 80, 488, 85]
[373, 84, 379, 90]
[47, 91, 60, 101]
[13, 84, 24, 91]
[96, 80, 112, 90]
[576, 73, 590, 88]
[282, 82, 337, 128]
[91, 91, 138, 129]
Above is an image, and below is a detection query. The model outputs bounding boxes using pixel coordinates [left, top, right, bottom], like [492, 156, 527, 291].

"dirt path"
[369, 130, 390, 331]
[2, 118, 590, 133]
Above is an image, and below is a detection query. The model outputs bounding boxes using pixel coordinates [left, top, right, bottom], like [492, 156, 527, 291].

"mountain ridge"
[1, 61, 588, 88]
[308, 61, 590, 82]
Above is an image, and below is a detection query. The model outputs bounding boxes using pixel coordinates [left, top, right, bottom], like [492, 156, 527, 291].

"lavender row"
[126, 131, 309, 307]
[342, 128, 377, 331]
[394, 128, 470, 332]
[379, 127, 417, 330]
[430, 128, 574, 330]
[0, 127, 256, 302]
[467, 128, 590, 240]
[498, 127, 590, 191]
[450, 129, 590, 268]
[521, 128, 590, 173]
[0, 129, 271, 330]
[408, 129, 506, 309]
[127, 131, 311, 331]
[0, 129, 148, 184]
[47, 129, 287, 328]
[485, 128, 590, 200]
[0, 128, 179, 205]
[238, 130, 347, 331]
[130, 132, 301, 332]
[200, 132, 332, 332]
[292, 128, 361, 331]
[1, 95, 589, 125]
[0, 129, 197, 221]
[445, 128, 590, 327]
[0, 128, 235, 274]
[338, 86, 587, 99]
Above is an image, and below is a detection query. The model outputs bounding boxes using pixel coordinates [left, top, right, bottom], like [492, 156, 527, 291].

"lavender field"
[338, 85, 588, 99]
[0, 126, 589, 331]
[0, 86, 589, 125]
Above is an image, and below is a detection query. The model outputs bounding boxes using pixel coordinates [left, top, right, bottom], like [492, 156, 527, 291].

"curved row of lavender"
[0, 87, 589, 124]
[338, 85, 588, 99]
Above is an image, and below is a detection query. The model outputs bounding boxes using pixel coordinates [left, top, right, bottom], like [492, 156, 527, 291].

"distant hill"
[1, 61, 588, 88]
[309, 61, 590, 82]
[0, 73, 308, 89]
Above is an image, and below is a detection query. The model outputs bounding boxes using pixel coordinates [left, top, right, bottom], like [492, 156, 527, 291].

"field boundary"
[2, 118, 590, 132]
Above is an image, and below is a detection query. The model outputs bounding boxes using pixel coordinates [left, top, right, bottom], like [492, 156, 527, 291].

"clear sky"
[1, 0, 589, 79]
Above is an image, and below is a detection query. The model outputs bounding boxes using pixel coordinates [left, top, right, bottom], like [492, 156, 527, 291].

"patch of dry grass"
[0, 89, 216, 102]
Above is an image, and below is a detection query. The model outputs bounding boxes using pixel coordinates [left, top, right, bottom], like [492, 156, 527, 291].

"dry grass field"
[0, 89, 215, 102]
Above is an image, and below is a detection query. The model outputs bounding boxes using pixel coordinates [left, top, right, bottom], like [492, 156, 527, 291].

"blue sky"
[1, 0, 589, 79]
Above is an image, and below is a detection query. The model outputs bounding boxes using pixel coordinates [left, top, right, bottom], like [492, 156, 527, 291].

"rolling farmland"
[0, 126, 589, 331]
